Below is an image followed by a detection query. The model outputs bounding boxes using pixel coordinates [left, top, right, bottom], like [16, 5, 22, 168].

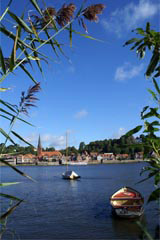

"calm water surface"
[0, 163, 158, 239]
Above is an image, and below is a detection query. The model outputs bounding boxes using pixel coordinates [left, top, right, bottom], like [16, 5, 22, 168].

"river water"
[0, 163, 158, 239]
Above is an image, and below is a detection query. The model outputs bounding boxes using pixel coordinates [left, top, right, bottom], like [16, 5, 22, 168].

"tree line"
[62, 135, 147, 157]
[1, 134, 159, 158]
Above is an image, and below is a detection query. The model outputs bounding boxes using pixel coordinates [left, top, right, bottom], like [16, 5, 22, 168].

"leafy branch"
[124, 22, 160, 205]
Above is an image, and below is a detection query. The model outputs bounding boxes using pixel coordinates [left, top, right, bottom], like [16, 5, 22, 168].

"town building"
[37, 135, 62, 162]
[16, 154, 36, 164]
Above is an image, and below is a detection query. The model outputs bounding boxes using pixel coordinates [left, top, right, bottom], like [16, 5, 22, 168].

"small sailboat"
[62, 170, 81, 180]
[62, 132, 80, 180]
[110, 186, 144, 218]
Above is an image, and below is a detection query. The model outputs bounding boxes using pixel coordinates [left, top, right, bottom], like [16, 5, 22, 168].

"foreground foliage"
[0, 0, 105, 236]
[124, 22, 160, 240]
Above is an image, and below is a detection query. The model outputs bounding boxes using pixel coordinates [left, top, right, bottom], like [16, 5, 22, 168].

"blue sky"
[1, 0, 160, 149]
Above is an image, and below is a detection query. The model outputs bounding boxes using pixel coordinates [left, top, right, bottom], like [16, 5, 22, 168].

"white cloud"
[115, 63, 143, 81]
[102, 0, 159, 37]
[25, 133, 66, 149]
[48, 135, 66, 149]
[74, 109, 88, 119]
[112, 127, 126, 139]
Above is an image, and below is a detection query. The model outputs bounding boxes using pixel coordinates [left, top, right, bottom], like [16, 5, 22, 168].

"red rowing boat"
[110, 186, 144, 218]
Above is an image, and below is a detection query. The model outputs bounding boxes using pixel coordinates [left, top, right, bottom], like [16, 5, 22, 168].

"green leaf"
[18, 44, 33, 69]
[10, 115, 16, 125]
[29, 19, 40, 40]
[145, 51, 159, 77]
[0, 200, 23, 221]
[8, 11, 33, 34]
[30, 42, 43, 74]
[142, 108, 160, 120]
[137, 171, 156, 184]
[0, 158, 36, 182]
[146, 22, 150, 33]
[148, 188, 160, 203]
[76, 1, 86, 18]
[0, 128, 15, 144]
[0, 108, 15, 117]
[145, 127, 159, 132]
[0, 7, 9, 22]
[154, 66, 160, 78]
[0, 114, 11, 121]
[0, 193, 22, 201]
[19, 64, 37, 83]
[69, 23, 72, 48]
[130, 39, 144, 50]
[141, 106, 149, 118]
[140, 166, 153, 176]
[123, 38, 140, 46]
[30, 0, 43, 15]
[28, 56, 40, 61]
[153, 78, 160, 94]
[136, 221, 154, 240]
[155, 174, 160, 186]
[139, 49, 145, 59]
[0, 47, 6, 74]
[17, 14, 23, 38]
[9, 27, 19, 71]
[0, 108, 34, 126]
[67, 29, 103, 42]
[0, 27, 34, 51]
[135, 28, 146, 36]
[0, 182, 20, 187]
[0, 88, 10, 92]
[11, 130, 33, 146]
[43, 30, 59, 58]
[17, 117, 34, 127]
[125, 125, 142, 137]
[150, 120, 160, 126]
[0, 99, 18, 113]
[149, 160, 160, 169]
[147, 89, 158, 101]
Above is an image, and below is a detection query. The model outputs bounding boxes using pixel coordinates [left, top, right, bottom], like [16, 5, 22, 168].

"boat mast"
[66, 131, 68, 171]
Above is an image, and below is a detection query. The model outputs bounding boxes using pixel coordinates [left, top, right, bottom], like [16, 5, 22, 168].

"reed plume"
[29, 2, 105, 32]
[83, 4, 106, 22]
[56, 3, 76, 26]
[19, 83, 41, 115]
[43, 7, 57, 23]
[2, 58, 28, 72]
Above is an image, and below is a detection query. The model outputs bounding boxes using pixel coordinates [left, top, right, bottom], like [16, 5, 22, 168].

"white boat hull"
[62, 170, 80, 180]
[113, 207, 144, 218]
[68, 161, 88, 165]
[110, 186, 144, 219]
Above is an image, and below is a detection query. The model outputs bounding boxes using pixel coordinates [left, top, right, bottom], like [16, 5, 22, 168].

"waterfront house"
[16, 154, 36, 164]
[135, 152, 144, 159]
[115, 154, 129, 160]
[40, 151, 62, 162]
[1, 154, 16, 165]
[37, 135, 62, 162]
[90, 152, 98, 160]
[103, 153, 115, 160]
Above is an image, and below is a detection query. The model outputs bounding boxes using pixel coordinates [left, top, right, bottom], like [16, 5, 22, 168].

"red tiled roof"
[23, 154, 36, 158]
[41, 151, 62, 157]
[103, 153, 114, 156]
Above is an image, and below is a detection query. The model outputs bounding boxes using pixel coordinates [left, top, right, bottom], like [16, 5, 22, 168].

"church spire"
[37, 135, 42, 158]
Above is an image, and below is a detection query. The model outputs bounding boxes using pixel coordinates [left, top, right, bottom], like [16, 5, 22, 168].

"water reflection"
[112, 215, 146, 239]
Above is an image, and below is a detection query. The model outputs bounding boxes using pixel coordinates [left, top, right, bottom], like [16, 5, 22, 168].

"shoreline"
[0, 159, 146, 167]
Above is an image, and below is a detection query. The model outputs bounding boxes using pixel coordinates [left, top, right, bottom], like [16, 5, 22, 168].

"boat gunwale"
[110, 186, 144, 216]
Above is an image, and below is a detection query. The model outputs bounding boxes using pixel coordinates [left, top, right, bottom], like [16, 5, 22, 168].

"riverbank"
[0, 159, 145, 166]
